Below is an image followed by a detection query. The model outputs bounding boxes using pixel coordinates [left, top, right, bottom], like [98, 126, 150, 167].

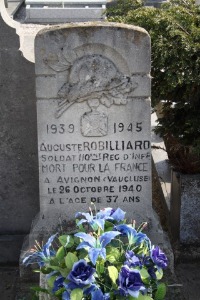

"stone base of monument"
[19, 211, 78, 282]
[39, 274, 57, 300]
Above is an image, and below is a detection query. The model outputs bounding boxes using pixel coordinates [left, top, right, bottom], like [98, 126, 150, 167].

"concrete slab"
[6, 0, 23, 16]
[151, 112, 171, 212]
[25, 0, 107, 4]
[25, 7, 106, 23]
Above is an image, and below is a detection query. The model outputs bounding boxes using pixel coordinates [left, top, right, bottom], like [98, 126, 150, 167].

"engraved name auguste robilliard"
[44, 54, 138, 137]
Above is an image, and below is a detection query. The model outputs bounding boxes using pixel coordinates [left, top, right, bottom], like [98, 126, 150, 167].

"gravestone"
[33, 22, 152, 237]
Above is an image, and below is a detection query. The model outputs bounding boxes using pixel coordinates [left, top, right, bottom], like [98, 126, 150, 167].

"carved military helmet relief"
[56, 55, 138, 118]
[44, 52, 138, 136]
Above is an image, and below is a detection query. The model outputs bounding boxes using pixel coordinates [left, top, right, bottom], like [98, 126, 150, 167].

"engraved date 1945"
[113, 122, 142, 133]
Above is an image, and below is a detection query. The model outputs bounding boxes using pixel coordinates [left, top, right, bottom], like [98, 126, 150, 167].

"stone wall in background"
[0, 14, 39, 263]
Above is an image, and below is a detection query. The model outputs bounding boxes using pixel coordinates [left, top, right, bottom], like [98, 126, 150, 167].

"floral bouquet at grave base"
[23, 207, 168, 300]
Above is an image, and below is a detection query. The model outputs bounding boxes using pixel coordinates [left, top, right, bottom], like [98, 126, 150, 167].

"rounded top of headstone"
[36, 21, 150, 39]
[35, 22, 151, 75]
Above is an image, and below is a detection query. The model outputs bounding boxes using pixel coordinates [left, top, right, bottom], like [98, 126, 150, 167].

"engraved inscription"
[38, 105, 151, 210]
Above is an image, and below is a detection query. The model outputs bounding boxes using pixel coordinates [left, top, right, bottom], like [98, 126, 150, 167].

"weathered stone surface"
[0, 235, 25, 264]
[180, 174, 200, 245]
[0, 13, 39, 262]
[170, 171, 200, 245]
[32, 22, 152, 236]
[180, 174, 200, 244]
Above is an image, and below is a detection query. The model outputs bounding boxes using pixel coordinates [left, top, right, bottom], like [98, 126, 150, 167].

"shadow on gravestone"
[0, 11, 39, 263]
[20, 22, 174, 282]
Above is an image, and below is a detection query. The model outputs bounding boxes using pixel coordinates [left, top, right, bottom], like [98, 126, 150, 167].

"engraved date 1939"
[46, 123, 74, 134]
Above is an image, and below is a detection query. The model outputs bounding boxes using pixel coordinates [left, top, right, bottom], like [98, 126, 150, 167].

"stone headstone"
[33, 22, 151, 236]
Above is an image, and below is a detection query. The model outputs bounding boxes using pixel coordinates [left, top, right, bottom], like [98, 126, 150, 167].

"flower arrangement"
[23, 207, 168, 300]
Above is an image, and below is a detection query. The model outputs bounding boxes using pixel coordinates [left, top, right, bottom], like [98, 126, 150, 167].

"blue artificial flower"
[115, 224, 137, 238]
[22, 233, 57, 267]
[96, 207, 126, 223]
[91, 288, 111, 300]
[125, 250, 142, 268]
[115, 224, 149, 246]
[52, 275, 65, 293]
[67, 259, 95, 288]
[147, 266, 157, 279]
[62, 290, 70, 300]
[76, 211, 105, 231]
[103, 293, 111, 300]
[151, 246, 168, 269]
[84, 283, 97, 296]
[118, 265, 145, 298]
[75, 231, 120, 265]
[76, 208, 125, 231]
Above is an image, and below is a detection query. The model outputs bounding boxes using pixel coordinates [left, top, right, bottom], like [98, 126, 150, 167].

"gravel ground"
[0, 267, 18, 300]
[176, 262, 200, 300]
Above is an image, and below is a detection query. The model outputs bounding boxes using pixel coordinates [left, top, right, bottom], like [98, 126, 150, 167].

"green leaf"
[96, 260, 105, 274]
[30, 286, 49, 294]
[78, 248, 88, 259]
[104, 220, 115, 232]
[49, 265, 61, 271]
[108, 266, 118, 284]
[140, 267, 150, 280]
[156, 269, 163, 280]
[140, 267, 150, 284]
[47, 275, 57, 288]
[76, 219, 85, 232]
[60, 268, 70, 277]
[74, 236, 82, 246]
[65, 252, 78, 269]
[106, 247, 120, 263]
[71, 288, 83, 300]
[155, 283, 167, 300]
[49, 265, 69, 277]
[129, 294, 153, 300]
[56, 246, 65, 260]
[40, 267, 53, 274]
[55, 287, 66, 297]
[50, 257, 59, 266]
[59, 235, 74, 248]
